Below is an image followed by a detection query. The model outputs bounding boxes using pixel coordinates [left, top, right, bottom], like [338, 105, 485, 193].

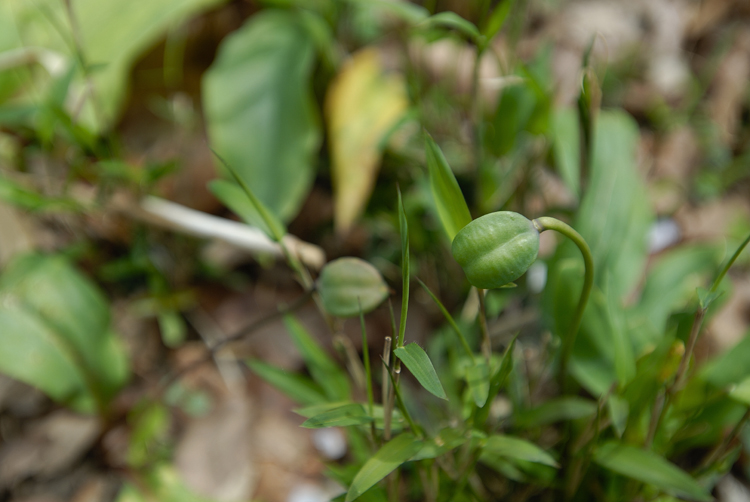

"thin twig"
[698, 408, 750, 472]
[158, 290, 314, 392]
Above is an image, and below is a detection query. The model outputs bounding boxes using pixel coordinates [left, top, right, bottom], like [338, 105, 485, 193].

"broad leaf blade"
[1, 0, 224, 132]
[346, 433, 423, 502]
[204, 10, 321, 222]
[284, 315, 350, 401]
[246, 359, 326, 406]
[0, 253, 128, 413]
[394, 343, 447, 400]
[481, 435, 559, 468]
[593, 442, 712, 502]
[424, 133, 472, 241]
[302, 403, 372, 428]
[327, 48, 408, 233]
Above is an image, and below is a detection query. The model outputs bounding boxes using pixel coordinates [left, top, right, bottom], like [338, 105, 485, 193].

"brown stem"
[158, 290, 314, 392]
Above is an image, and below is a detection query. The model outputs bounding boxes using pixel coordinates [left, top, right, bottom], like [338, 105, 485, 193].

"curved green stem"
[533, 217, 594, 390]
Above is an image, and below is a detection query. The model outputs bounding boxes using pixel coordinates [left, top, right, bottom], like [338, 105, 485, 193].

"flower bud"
[316, 257, 389, 317]
[451, 211, 540, 289]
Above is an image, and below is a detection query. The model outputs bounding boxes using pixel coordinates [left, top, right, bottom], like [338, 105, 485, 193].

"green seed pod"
[451, 211, 540, 289]
[317, 257, 389, 317]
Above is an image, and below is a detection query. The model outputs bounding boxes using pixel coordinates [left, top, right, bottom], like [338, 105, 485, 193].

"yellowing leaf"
[326, 48, 408, 233]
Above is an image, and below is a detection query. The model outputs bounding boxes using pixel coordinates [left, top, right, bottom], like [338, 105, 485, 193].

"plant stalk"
[382, 336, 393, 441]
[477, 288, 492, 363]
[532, 217, 594, 390]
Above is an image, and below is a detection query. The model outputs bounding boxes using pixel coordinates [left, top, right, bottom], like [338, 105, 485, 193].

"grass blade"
[394, 343, 447, 400]
[345, 433, 423, 501]
[481, 435, 559, 468]
[424, 132, 472, 242]
[593, 442, 711, 502]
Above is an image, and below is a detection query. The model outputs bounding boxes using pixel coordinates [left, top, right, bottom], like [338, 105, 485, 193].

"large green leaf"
[593, 442, 712, 502]
[346, 433, 423, 502]
[544, 110, 653, 395]
[394, 343, 447, 400]
[573, 110, 653, 299]
[284, 315, 350, 401]
[481, 435, 559, 467]
[203, 10, 321, 222]
[0, 0, 224, 131]
[424, 133, 472, 241]
[0, 253, 128, 413]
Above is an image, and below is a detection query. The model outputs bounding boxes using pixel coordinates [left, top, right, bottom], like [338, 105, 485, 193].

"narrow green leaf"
[422, 12, 483, 43]
[476, 335, 517, 424]
[317, 257, 389, 318]
[246, 359, 326, 406]
[424, 133, 472, 241]
[551, 107, 580, 199]
[481, 435, 559, 468]
[210, 152, 287, 242]
[608, 395, 629, 438]
[203, 10, 321, 222]
[482, 0, 515, 40]
[490, 336, 516, 391]
[466, 361, 490, 407]
[284, 315, 350, 401]
[346, 0, 429, 25]
[593, 442, 712, 502]
[345, 433, 423, 502]
[488, 82, 536, 157]
[302, 403, 373, 428]
[697, 287, 723, 311]
[296, 402, 404, 431]
[208, 179, 279, 240]
[295, 401, 353, 418]
[416, 278, 473, 358]
[394, 343, 447, 400]
[515, 397, 597, 427]
[397, 186, 409, 348]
